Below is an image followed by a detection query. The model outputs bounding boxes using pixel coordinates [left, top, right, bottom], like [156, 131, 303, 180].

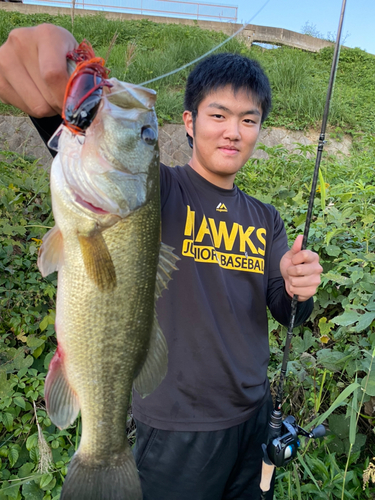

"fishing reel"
[265, 414, 326, 468]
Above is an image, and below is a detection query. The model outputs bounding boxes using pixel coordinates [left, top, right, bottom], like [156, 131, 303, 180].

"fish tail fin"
[60, 448, 142, 500]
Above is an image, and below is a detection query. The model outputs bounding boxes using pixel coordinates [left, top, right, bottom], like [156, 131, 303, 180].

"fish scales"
[59, 201, 159, 458]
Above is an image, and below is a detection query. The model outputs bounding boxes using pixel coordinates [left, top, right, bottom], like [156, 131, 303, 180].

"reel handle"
[309, 424, 326, 439]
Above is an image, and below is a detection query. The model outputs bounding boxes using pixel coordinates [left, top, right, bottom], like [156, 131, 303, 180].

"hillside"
[0, 11, 374, 134]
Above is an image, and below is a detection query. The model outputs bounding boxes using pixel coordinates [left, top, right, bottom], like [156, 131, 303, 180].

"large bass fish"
[38, 42, 177, 500]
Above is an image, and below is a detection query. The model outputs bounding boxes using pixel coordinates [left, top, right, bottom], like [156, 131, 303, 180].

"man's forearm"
[267, 276, 314, 328]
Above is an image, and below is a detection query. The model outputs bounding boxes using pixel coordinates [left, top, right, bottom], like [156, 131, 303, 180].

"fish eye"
[141, 126, 157, 145]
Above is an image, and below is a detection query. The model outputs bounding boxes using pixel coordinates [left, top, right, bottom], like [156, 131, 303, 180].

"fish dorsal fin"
[133, 312, 168, 398]
[37, 225, 64, 277]
[44, 346, 80, 429]
[78, 232, 116, 292]
[155, 242, 179, 300]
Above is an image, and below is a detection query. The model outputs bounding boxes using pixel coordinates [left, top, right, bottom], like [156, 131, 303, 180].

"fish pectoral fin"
[155, 242, 180, 300]
[37, 225, 64, 276]
[133, 313, 168, 398]
[78, 232, 117, 292]
[44, 347, 80, 430]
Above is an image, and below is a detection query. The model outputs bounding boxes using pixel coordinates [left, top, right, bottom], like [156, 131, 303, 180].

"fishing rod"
[260, 0, 347, 496]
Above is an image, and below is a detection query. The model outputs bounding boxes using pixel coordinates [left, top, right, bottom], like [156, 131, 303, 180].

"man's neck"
[188, 160, 235, 190]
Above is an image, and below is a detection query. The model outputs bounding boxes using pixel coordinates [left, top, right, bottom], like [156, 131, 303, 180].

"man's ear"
[183, 110, 193, 137]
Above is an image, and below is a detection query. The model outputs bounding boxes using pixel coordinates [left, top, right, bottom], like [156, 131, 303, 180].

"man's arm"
[0, 24, 76, 117]
[267, 278, 313, 328]
[267, 235, 322, 327]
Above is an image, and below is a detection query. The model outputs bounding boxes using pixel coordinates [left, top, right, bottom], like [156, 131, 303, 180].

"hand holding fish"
[280, 234, 323, 302]
[0, 24, 76, 117]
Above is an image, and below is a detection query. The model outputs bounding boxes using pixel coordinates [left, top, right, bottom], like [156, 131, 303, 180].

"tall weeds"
[0, 11, 374, 132]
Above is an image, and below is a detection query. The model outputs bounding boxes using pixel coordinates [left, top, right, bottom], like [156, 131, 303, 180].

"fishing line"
[68, 0, 272, 107]
[57, 0, 275, 229]
[59, 1, 272, 150]
[139, 0, 271, 86]
[58, 1, 272, 253]
[137, 0, 271, 266]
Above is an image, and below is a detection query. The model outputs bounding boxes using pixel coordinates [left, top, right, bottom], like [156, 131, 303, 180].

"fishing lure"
[63, 40, 112, 134]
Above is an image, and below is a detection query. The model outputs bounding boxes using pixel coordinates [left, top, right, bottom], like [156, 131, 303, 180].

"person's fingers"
[287, 274, 322, 289]
[285, 271, 321, 300]
[290, 249, 320, 266]
[34, 24, 77, 115]
[0, 53, 56, 117]
[289, 234, 303, 255]
[0, 75, 31, 114]
[0, 24, 77, 117]
[286, 261, 323, 278]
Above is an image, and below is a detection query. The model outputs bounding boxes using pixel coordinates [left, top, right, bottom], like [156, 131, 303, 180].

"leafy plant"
[0, 153, 69, 500]
[2, 134, 375, 497]
[237, 135, 375, 498]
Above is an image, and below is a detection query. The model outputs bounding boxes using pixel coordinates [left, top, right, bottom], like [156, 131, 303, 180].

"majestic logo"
[216, 202, 228, 212]
[182, 205, 266, 274]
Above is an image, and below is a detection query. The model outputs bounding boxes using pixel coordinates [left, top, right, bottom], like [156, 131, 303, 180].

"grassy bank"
[0, 11, 374, 133]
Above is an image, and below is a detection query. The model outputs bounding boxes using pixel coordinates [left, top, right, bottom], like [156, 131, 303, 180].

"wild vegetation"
[237, 135, 375, 498]
[0, 11, 374, 133]
[1, 138, 374, 499]
[0, 10, 374, 500]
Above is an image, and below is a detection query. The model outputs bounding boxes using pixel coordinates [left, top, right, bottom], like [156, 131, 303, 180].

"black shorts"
[133, 396, 275, 500]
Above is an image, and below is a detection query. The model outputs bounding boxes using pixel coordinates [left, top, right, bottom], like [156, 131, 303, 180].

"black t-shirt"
[30, 117, 313, 432]
[132, 163, 312, 431]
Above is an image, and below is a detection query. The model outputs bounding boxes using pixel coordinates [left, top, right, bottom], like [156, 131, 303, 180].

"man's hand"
[0, 24, 77, 117]
[280, 235, 323, 302]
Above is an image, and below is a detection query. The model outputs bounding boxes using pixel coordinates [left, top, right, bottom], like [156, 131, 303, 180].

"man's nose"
[223, 120, 241, 140]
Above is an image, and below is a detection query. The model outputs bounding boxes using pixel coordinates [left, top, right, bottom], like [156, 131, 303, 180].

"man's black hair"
[184, 52, 272, 148]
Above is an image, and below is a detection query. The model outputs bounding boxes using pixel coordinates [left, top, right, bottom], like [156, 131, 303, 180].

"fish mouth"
[74, 193, 110, 215]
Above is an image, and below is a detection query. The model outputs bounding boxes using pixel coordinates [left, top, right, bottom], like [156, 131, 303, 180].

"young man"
[0, 25, 322, 499]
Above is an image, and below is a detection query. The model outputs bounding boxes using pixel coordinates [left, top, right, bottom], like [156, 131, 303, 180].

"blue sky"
[236, 0, 374, 54]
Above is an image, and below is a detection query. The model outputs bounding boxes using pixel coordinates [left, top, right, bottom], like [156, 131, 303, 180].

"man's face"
[183, 85, 262, 189]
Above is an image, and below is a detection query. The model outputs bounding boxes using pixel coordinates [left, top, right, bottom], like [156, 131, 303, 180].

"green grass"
[0, 11, 374, 132]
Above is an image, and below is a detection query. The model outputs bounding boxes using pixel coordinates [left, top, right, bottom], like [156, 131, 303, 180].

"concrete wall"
[0, 3, 334, 53]
[0, 116, 351, 172]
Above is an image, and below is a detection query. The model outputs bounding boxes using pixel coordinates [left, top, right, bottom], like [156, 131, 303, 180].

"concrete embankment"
[0, 116, 351, 170]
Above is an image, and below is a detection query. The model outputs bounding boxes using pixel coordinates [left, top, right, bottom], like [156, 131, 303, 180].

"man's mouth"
[219, 146, 239, 154]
